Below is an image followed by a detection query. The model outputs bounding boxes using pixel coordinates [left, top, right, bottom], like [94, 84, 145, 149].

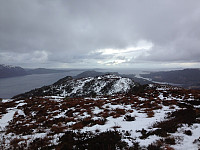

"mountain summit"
[13, 74, 137, 99]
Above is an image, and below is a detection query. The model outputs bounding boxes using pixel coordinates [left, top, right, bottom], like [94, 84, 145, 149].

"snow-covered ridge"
[0, 64, 20, 69]
[14, 74, 137, 98]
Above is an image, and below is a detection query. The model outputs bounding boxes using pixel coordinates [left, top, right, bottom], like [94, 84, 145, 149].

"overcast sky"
[0, 0, 200, 69]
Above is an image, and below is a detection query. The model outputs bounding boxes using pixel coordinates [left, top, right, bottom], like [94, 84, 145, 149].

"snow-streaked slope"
[1, 86, 200, 149]
[14, 74, 136, 98]
[54, 74, 136, 96]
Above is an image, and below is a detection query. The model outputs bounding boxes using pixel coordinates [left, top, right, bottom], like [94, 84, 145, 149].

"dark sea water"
[0, 71, 82, 99]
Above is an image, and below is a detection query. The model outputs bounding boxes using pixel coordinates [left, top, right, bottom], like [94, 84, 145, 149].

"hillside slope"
[1, 83, 200, 149]
[0, 64, 27, 78]
[141, 68, 200, 89]
[13, 74, 137, 99]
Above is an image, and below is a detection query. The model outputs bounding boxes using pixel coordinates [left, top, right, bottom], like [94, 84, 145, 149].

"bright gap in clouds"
[96, 40, 153, 55]
[93, 40, 153, 66]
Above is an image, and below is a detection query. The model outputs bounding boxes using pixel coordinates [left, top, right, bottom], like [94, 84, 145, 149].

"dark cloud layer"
[0, 0, 200, 68]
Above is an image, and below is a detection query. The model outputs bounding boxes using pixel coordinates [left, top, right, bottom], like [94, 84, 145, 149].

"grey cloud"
[0, 0, 200, 68]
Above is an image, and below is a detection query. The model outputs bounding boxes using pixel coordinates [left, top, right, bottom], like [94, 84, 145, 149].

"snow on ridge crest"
[13, 74, 136, 98]
[60, 74, 135, 97]
[97, 74, 121, 79]
[0, 64, 18, 69]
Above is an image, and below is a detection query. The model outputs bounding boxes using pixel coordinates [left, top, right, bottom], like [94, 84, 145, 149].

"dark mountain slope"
[0, 64, 27, 78]
[141, 68, 200, 89]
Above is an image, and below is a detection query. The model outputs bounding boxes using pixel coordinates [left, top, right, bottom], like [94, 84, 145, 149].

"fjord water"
[0, 71, 82, 99]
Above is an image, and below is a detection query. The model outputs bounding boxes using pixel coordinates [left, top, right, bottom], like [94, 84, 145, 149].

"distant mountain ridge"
[74, 70, 120, 78]
[13, 74, 138, 99]
[141, 68, 200, 89]
[0, 64, 69, 78]
[0, 64, 27, 78]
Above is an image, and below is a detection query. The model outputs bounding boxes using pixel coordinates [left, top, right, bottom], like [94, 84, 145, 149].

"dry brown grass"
[71, 122, 84, 130]
[147, 111, 155, 118]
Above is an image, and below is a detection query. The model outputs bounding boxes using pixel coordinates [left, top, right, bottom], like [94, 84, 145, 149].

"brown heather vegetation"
[1, 85, 200, 149]
[4, 88, 200, 137]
